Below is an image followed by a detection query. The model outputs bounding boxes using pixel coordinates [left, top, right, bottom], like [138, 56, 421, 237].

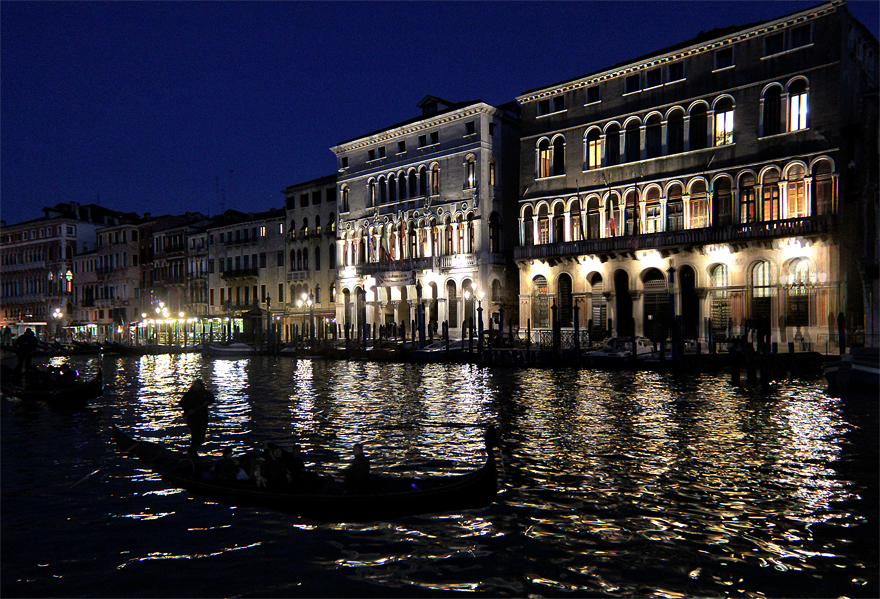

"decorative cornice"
[332, 104, 497, 154]
[517, 1, 839, 104]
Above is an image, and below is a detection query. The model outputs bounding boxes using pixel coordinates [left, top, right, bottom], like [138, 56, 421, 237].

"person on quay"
[178, 378, 214, 457]
[343, 442, 370, 489]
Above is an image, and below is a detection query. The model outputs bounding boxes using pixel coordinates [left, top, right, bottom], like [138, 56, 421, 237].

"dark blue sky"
[3, 1, 877, 225]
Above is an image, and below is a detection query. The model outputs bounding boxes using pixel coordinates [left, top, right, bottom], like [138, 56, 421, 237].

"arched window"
[296, 249, 302, 271]
[419, 166, 428, 197]
[762, 85, 782, 136]
[586, 129, 602, 170]
[605, 124, 620, 166]
[587, 197, 600, 239]
[289, 250, 295, 271]
[537, 139, 551, 178]
[762, 170, 780, 221]
[445, 220, 454, 255]
[522, 206, 534, 246]
[552, 136, 565, 176]
[685, 182, 704, 229]
[813, 160, 834, 215]
[625, 120, 640, 162]
[369, 180, 376, 207]
[739, 174, 757, 223]
[667, 109, 685, 154]
[329, 213, 336, 233]
[714, 98, 734, 146]
[606, 194, 618, 236]
[379, 176, 387, 203]
[489, 158, 496, 186]
[538, 205, 550, 244]
[789, 79, 808, 131]
[750, 261, 773, 323]
[315, 215, 321, 236]
[690, 104, 708, 150]
[625, 189, 639, 235]
[399, 172, 407, 200]
[646, 115, 662, 159]
[315, 247, 321, 271]
[303, 247, 309, 271]
[531, 275, 549, 328]
[710, 264, 730, 335]
[409, 170, 418, 197]
[713, 178, 732, 227]
[328, 243, 336, 268]
[558, 273, 573, 327]
[388, 174, 397, 203]
[552, 203, 565, 242]
[786, 258, 813, 327]
[431, 164, 440, 195]
[465, 156, 476, 189]
[786, 164, 807, 218]
[341, 185, 350, 212]
[447, 280, 458, 326]
[570, 199, 582, 241]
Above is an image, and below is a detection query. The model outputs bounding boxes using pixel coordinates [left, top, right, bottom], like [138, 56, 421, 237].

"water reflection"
[2, 355, 874, 598]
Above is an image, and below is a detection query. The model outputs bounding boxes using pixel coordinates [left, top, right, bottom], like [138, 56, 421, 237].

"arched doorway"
[446, 281, 458, 329]
[589, 273, 607, 338]
[679, 265, 699, 338]
[532, 275, 549, 328]
[614, 270, 632, 336]
[558, 273, 573, 327]
[642, 268, 669, 342]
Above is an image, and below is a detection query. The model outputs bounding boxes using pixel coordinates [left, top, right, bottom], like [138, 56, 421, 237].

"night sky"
[3, 1, 878, 225]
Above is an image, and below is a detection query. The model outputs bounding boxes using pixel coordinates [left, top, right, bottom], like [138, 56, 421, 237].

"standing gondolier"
[178, 379, 214, 457]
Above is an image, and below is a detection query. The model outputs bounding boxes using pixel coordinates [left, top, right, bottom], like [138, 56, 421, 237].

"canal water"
[2, 354, 877, 598]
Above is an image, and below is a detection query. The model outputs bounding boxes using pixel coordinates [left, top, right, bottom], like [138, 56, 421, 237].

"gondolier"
[178, 379, 214, 457]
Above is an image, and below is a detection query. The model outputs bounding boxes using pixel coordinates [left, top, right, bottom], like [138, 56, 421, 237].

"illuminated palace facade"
[515, 1, 878, 348]
[331, 96, 520, 337]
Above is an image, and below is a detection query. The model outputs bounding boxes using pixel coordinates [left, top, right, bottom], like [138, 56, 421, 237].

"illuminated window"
[786, 258, 812, 327]
[537, 139, 551, 178]
[740, 174, 757, 223]
[713, 178, 733, 227]
[431, 164, 440, 195]
[710, 264, 730, 334]
[465, 156, 476, 189]
[714, 99, 734, 146]
[489, 159, 496, 186]
[688, 182, 707, 229]
[625, 189, 639, 235]
[786, 164, 807, 218]
[762, 171, 780, 221]
[586, 129, 602, 170]
[789, 79, 808, 131]
[538, 207, 550, 244]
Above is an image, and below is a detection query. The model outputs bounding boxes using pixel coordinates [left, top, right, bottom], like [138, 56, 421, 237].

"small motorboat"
[201, 343, 257, 356]
[111, 425, 499, 521]
[1, 365, 103, 409]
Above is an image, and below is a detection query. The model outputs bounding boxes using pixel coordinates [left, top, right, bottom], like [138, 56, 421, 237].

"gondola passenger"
[343, 443, 370, 489]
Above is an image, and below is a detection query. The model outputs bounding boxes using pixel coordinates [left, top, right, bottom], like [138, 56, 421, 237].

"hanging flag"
[380, 224, 392, 262]
[399, 212, 406, 264]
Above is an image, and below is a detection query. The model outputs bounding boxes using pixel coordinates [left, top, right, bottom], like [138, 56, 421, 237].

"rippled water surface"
[2, 354, 877, 597]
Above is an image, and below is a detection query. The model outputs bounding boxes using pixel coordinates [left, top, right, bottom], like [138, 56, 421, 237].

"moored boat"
[1, 365, 103, 409]
[202, 342, 257, 356]
[111, 425, 499, 521]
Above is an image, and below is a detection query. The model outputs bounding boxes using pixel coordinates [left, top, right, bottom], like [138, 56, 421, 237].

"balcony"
[514, 215, 836, 261]
[220, 268, 259, 281]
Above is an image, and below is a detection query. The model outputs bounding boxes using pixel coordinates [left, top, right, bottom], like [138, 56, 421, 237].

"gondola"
[0, 365, 103, 409]
[111, 425, 499, 521]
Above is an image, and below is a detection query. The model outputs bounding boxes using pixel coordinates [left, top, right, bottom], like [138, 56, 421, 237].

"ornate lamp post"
[52, 307, 63, 341]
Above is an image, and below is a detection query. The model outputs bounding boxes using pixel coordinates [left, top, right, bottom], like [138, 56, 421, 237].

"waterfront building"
[331, 96, 521, 341]
[205, 208, 287, 344]
[79, 220, 143, 342]
[514, 1, 878, 351]
[0, 202, 132, 340]
[282, 174, 338, 342]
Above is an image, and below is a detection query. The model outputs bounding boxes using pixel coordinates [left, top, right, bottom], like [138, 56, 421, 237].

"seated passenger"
[213, 447, 241, 481]
[343, 443, 370, 489]
[259, 443, 289, 488]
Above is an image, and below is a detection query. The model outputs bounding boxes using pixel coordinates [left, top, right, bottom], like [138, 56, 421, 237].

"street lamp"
[52, 307, 63, 341]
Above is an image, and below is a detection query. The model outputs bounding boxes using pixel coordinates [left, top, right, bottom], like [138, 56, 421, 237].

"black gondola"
[1, 366, 103, 409]
[111, 425, 499, 521]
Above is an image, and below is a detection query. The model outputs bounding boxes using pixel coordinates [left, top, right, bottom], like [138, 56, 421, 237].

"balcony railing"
[515, 215, 835, 261]
[220, 268, 259, 280]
